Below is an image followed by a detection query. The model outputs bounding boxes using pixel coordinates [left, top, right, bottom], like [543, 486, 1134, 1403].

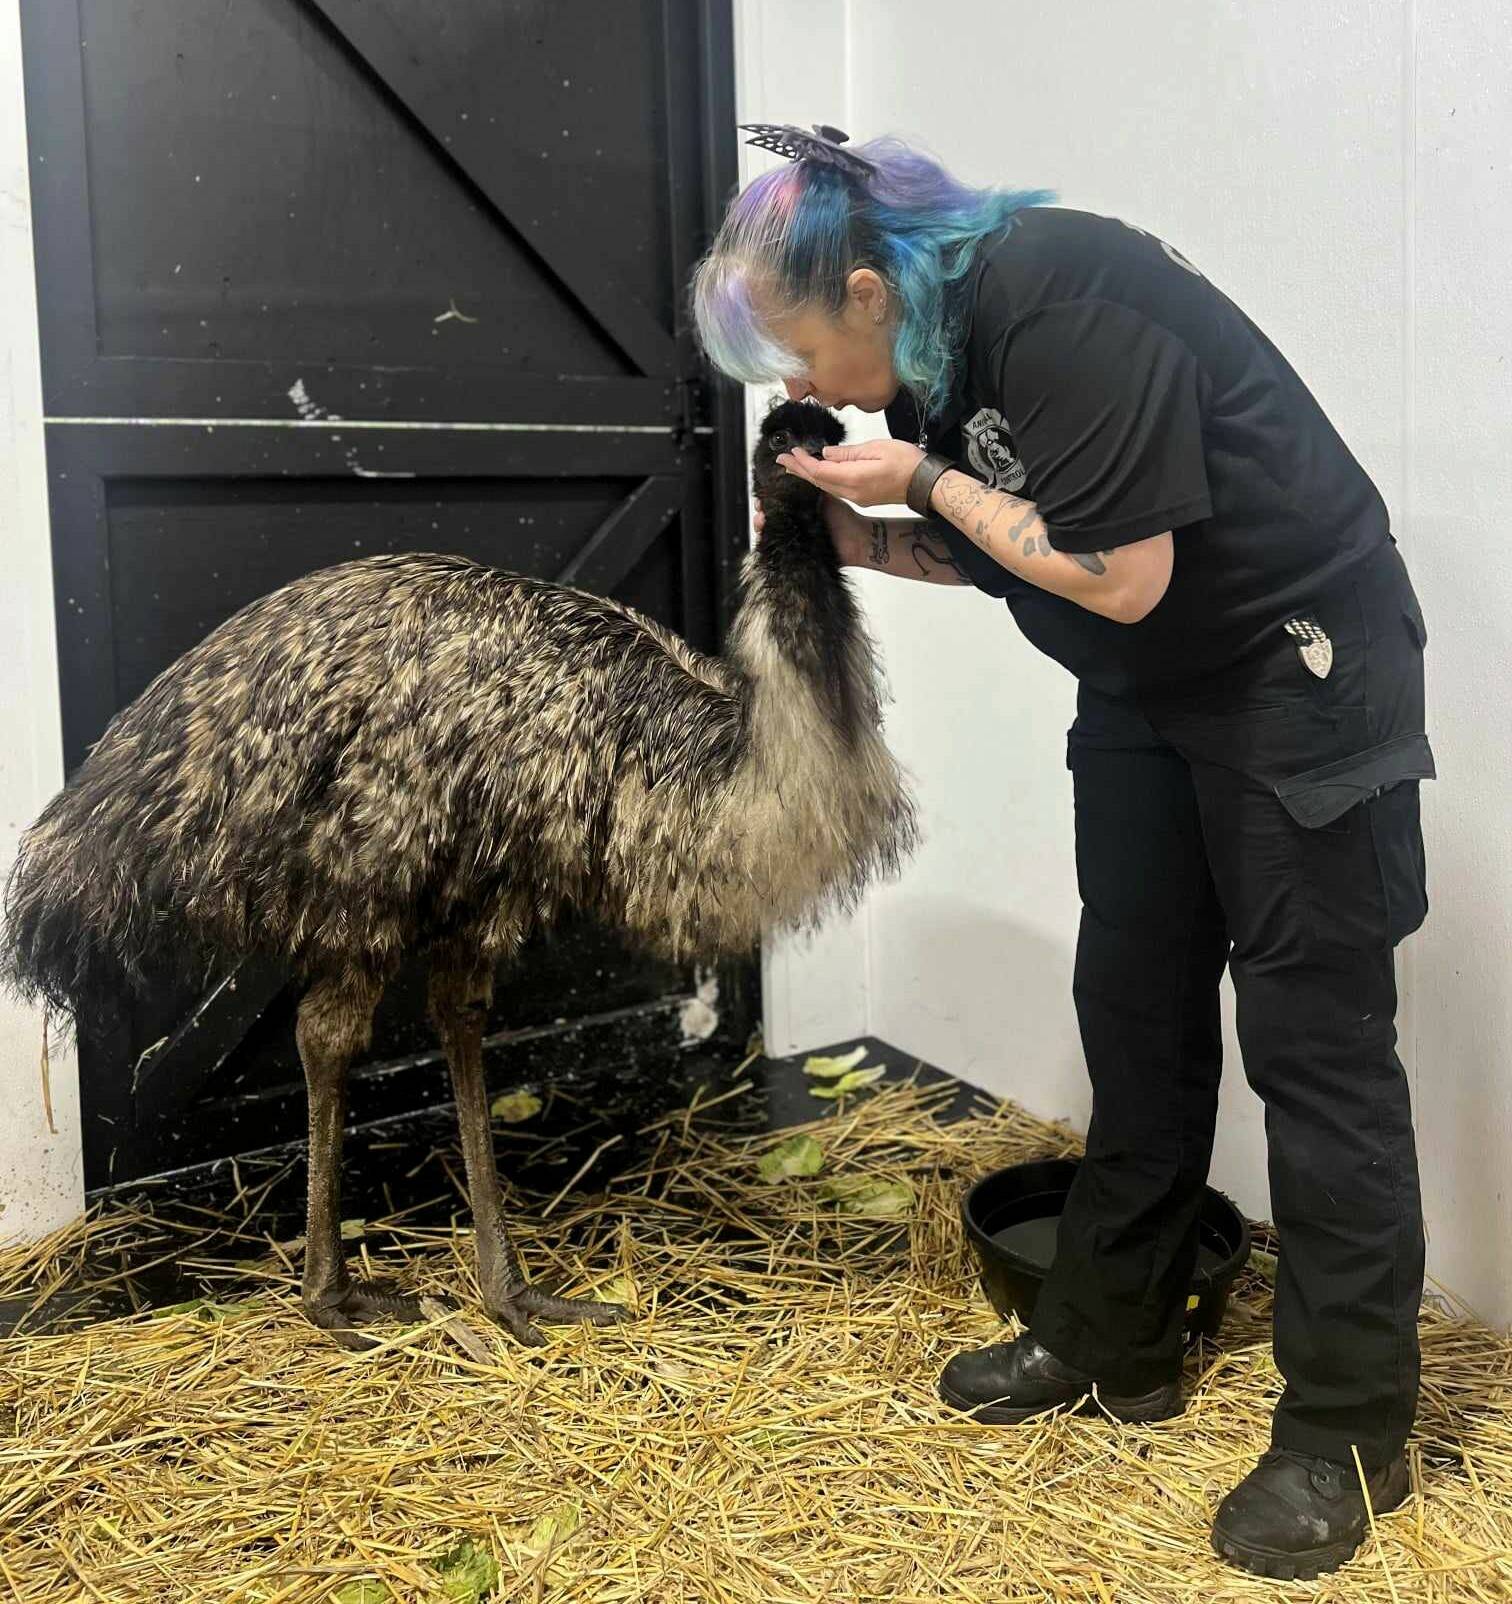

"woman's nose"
[782, 377, 810, 402]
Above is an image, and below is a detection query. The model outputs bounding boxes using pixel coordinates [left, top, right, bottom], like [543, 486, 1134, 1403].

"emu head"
[750, 399, 846, 523]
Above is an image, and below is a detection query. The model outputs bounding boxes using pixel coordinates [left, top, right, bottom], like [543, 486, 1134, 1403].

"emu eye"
[769, 429, 791, 451]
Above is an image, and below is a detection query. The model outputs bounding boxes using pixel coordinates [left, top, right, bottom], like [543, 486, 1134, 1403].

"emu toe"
[485, 1286, 628, 1347]
[303, 1280, 430, 1351]
[1211, 1449, 1410, 1579]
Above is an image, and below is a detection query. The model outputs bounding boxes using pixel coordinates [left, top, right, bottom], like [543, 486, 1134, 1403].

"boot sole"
[938, 1375, 1184, 1426]
[1210, 1530, 1361, 1581]
[1210, 1461, 1410, 1580]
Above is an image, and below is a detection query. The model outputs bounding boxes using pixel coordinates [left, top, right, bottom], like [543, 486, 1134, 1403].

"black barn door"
[20, 0, 749, 1187]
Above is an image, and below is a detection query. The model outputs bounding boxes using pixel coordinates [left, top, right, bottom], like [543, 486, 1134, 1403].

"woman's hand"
[776, 438, 925, 509]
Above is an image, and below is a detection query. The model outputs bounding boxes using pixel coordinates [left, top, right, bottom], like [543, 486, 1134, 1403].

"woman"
[694, 125, 1434, 1581]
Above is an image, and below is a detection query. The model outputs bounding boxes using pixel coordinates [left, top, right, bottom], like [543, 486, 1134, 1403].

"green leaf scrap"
[433, 1537, 500, 1602]
[808, 1065, 886, 1100]
[525, 1503, 582, 1554]
[599, 1274, 637, 1308]
[801, 1045, 868, 1079]
[154, 1298, 208, 1318]
[817, 1175, 915, 1217]
[489, 1089, 543, 1124]
[332, 1581, 394, 1604]
[740, 1426, 803, 1451]
[756, 1133, 825, 1183]
[515, 1504, 582, 1580]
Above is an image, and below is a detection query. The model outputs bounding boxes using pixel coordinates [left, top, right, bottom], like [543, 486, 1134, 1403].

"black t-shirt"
[885, 207, 1393, 697]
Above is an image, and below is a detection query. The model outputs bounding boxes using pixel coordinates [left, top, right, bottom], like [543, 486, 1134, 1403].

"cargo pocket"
[1275, 732, 1435, 945]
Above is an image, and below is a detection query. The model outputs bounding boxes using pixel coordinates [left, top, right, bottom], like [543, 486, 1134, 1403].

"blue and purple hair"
[693, 136, 1053, 420]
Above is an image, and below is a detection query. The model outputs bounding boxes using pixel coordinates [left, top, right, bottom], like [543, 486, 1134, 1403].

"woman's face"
[766, 268, 899, 414]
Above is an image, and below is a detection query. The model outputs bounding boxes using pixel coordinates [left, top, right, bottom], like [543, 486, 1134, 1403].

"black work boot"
[1211, 1449, 1411, 1579]
[938, 1333, 1183, 1425]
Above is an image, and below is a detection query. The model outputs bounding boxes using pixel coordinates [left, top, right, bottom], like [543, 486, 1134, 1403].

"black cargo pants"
[1030, 542, 1434, 1468]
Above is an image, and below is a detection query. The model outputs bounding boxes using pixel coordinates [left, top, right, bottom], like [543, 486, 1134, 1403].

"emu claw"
[304, 1279, 428, 1351]
[485, 1287, 628, 1347]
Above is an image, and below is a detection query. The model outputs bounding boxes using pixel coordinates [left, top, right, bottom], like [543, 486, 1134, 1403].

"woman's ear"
[846, 267, 888, 325]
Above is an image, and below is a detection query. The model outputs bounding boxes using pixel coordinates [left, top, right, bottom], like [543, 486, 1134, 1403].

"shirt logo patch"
[963, 407, 1027, 493]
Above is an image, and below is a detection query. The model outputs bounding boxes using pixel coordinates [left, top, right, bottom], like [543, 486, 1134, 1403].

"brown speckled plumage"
[1, 400, 917, 1344]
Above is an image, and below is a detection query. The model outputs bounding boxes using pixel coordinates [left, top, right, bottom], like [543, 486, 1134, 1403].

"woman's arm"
[780, 442, 1173, 623]
[754, 496, 973, 586]
[930, 468, 1173, 624]
[828, 503, 974, 586]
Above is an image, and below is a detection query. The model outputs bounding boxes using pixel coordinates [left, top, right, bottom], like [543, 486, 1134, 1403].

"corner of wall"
[0, 0, 85, 1243]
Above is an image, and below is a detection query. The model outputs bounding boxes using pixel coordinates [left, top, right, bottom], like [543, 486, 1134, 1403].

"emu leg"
[428, 962, 627, 1346]
[296, 972, 425, 1349]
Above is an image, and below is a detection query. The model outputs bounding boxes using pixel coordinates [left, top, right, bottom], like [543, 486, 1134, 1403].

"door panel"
[21, 0, 748, 1187]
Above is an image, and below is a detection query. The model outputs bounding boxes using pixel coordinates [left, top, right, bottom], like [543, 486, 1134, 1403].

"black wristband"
[906, 452, 955, 518]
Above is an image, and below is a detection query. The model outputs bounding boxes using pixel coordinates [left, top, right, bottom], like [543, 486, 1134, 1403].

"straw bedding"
[1, 1078, 1509, 1603]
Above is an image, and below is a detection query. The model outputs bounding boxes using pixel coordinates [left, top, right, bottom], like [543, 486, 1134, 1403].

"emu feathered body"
[5, 410, 914, 1021]
[1, 402, 917, 1347]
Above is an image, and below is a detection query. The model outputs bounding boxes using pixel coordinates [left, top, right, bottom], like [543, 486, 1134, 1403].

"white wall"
[0, 0, 84, 1240]
[747, 0, 1512, 1326]
[1405, 2, 1512, 1323]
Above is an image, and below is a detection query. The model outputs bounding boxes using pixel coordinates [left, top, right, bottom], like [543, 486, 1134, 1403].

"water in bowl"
[992, 1215, 1231, 1275]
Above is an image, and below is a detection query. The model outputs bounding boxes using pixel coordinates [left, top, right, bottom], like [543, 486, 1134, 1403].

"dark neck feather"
[747, 487, 869, 739]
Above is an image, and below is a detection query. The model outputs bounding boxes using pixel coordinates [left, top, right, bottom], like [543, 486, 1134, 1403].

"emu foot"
[484, 1285, 629, 1347]
[303, 1279, 431, 1352]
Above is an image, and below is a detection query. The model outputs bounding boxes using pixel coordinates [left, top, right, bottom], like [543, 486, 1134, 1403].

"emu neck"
[729, 489, 871, 743]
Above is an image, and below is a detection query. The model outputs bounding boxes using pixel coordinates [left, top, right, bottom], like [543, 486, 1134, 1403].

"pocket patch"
[1277, 732, 1435, 948]
[1274, 732, 1436, 830]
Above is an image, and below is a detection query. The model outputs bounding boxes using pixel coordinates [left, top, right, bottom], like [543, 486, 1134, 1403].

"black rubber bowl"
[962, 1157, 1252, 1344]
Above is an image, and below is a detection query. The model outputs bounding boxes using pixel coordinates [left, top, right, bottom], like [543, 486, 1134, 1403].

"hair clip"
[739, 123, 876, 180]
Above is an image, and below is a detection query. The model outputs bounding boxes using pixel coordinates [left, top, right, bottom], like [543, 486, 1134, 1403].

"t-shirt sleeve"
[884, 395, 1023, 598]
[990, 299, 1212, 554]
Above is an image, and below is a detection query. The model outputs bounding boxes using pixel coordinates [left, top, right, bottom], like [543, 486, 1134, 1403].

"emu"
[3, 401, 916, 1348]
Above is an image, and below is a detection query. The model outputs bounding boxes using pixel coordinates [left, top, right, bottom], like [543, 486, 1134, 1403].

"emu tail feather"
[1, 782, 189, 1038]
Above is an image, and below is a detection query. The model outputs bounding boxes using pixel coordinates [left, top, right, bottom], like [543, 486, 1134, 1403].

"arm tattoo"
[1002, 507, 1038, 546]
[936, 474, 993, 528]
[937, 468, 1115, 581]
[939, 471, 1038, 550]
[910, 535, 970, 582]
[972, 499, 1010, 540]
[868, 519, 891, 566]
